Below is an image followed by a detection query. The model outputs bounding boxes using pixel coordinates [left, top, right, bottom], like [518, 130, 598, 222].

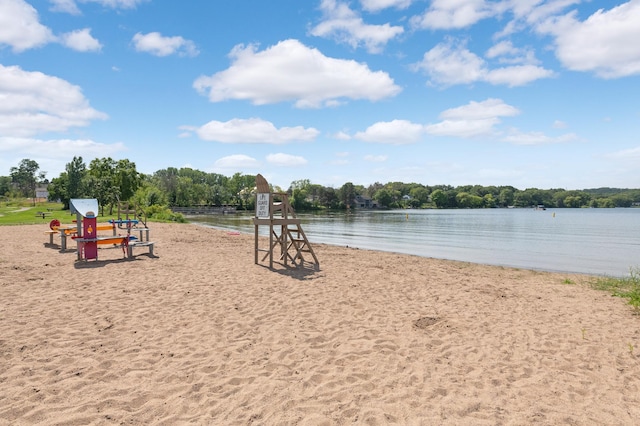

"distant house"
[352, 195, 378, 209]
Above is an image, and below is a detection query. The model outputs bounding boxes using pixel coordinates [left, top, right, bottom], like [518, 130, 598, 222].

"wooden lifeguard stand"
[253, 174, 319, 269]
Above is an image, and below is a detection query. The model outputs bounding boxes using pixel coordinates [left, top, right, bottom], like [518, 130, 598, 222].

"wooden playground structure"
[252, 174, 319, 269]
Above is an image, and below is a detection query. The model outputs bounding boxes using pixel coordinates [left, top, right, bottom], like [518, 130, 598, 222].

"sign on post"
[256, 193, 270, 218]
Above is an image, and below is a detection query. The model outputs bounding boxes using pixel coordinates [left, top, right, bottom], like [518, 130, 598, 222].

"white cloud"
[213, 154, 261, 170]
[0, 0, 55, 52]
[440, 98, 520, 120]
[413, 38, 553, 87]
[426, 98, 519, 138]
[49, 0, 148, 13]
[194, 39, 401, 108]
[360, 0, 412, 12]
[485, 64, 555, 86]
[425, 118, 501, 138]
[49, 0, 82, 15]
[132, 32, 199, 57]
[501, 129, 578, 145]
[355, 119, 425, 144]
[414, 39, 485, 85]
[410, 0, 497, 30]
[485, 40, 519, 59]
[311, 0, 404, 53]
[0, 137, 126, 178]
[0, 64, 108, 137]
[537, 1, 640, 78]
[0, 137, 125, 158]
[184, 118, 319, 144]
[60, 28, 102, 52]
[266, 153, 308, 167]
[333, 131, 352, 140]
[81, 0, 148, 9]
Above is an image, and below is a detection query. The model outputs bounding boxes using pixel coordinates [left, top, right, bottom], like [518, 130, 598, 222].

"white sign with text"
[256, 193, 270, 218]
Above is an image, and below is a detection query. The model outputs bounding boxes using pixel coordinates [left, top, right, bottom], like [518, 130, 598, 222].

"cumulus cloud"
[49, 0, 82, 15]
[60, 28, 102, 52]
[0, 0, 55, 52]
[310, 0, 404, 53]
[193, 39, 401, 108]
[410, 0, 497, 30]
[0, 64, 108, 137]
[425, 98, 519, 138]
[182, 118, 319, 144]
[266, 153, 308, 167]
[355, 119, 425, 144]
[132, 32, 199, 57]
[360, 0, 413, 12]
[413, 38, 554, 87]
[537, 1, 640, 78]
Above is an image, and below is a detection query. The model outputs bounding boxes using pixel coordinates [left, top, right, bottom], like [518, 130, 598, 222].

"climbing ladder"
[253, 174, 319, 269]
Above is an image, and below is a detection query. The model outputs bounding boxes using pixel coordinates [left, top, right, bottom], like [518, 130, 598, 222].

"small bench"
[133, 228, 150, 242]
[44, 230, 57, 245]
[127, 241, 155, 258]
[35, 212, 52, 219]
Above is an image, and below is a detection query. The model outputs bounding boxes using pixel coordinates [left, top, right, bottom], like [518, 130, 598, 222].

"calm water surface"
[192, 208, 640, 277]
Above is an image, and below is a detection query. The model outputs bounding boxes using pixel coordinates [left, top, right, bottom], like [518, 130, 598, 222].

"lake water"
[191, 208, 640, 277]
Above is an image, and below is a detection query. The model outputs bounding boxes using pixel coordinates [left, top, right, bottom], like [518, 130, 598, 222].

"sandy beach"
[1, 222, 639, 425]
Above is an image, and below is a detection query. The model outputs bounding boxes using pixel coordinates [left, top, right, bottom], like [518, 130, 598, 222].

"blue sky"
[1, 0, 639, 190]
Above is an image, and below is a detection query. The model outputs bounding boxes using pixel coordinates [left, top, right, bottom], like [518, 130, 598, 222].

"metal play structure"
[69, 198, 154, 261]
[252, 174, 319, 269]
[70, 198, 127, 260]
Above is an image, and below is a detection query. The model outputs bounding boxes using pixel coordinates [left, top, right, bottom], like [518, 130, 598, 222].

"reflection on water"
[192, 208, 640, 277]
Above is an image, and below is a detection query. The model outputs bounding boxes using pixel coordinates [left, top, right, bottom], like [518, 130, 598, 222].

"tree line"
[2, 157, 640, 218]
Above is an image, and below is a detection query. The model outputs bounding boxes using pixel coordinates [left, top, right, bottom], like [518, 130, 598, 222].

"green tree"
[338, 182, 356, 209]
[456, 192, 484, 208]
[153, 167, 179, 205]
[10, 159, 43, 200]
[498, 188, 514, 207]
[0, 176, 11, 197]
[228, 173, 256, 209]
[430, 189, 447, 208]
[483, 193, 496, 208]
[47, 173, 68, 207]
[114, 159, 141, 202]
[409, 186, 430, 206]
[66, 156, 87, 201]
[374, 188, 394, 208]
[87, 158, 118, 215]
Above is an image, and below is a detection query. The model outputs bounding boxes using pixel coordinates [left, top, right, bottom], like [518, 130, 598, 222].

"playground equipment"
[252, 174, 319, 269]
[45, 217, 116, 249]
[70, 198, 130, 261]
[115, 199, 154, 256]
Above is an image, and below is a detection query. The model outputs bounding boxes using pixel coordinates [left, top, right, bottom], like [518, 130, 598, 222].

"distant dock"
[170, 206, 236, 215]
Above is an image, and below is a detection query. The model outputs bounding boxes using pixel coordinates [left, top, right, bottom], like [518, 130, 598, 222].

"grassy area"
[0, 200, 119, 226]
[591, 267, 640, 314]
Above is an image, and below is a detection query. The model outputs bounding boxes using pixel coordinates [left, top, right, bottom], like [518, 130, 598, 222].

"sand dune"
[1, 223, 638, 425]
